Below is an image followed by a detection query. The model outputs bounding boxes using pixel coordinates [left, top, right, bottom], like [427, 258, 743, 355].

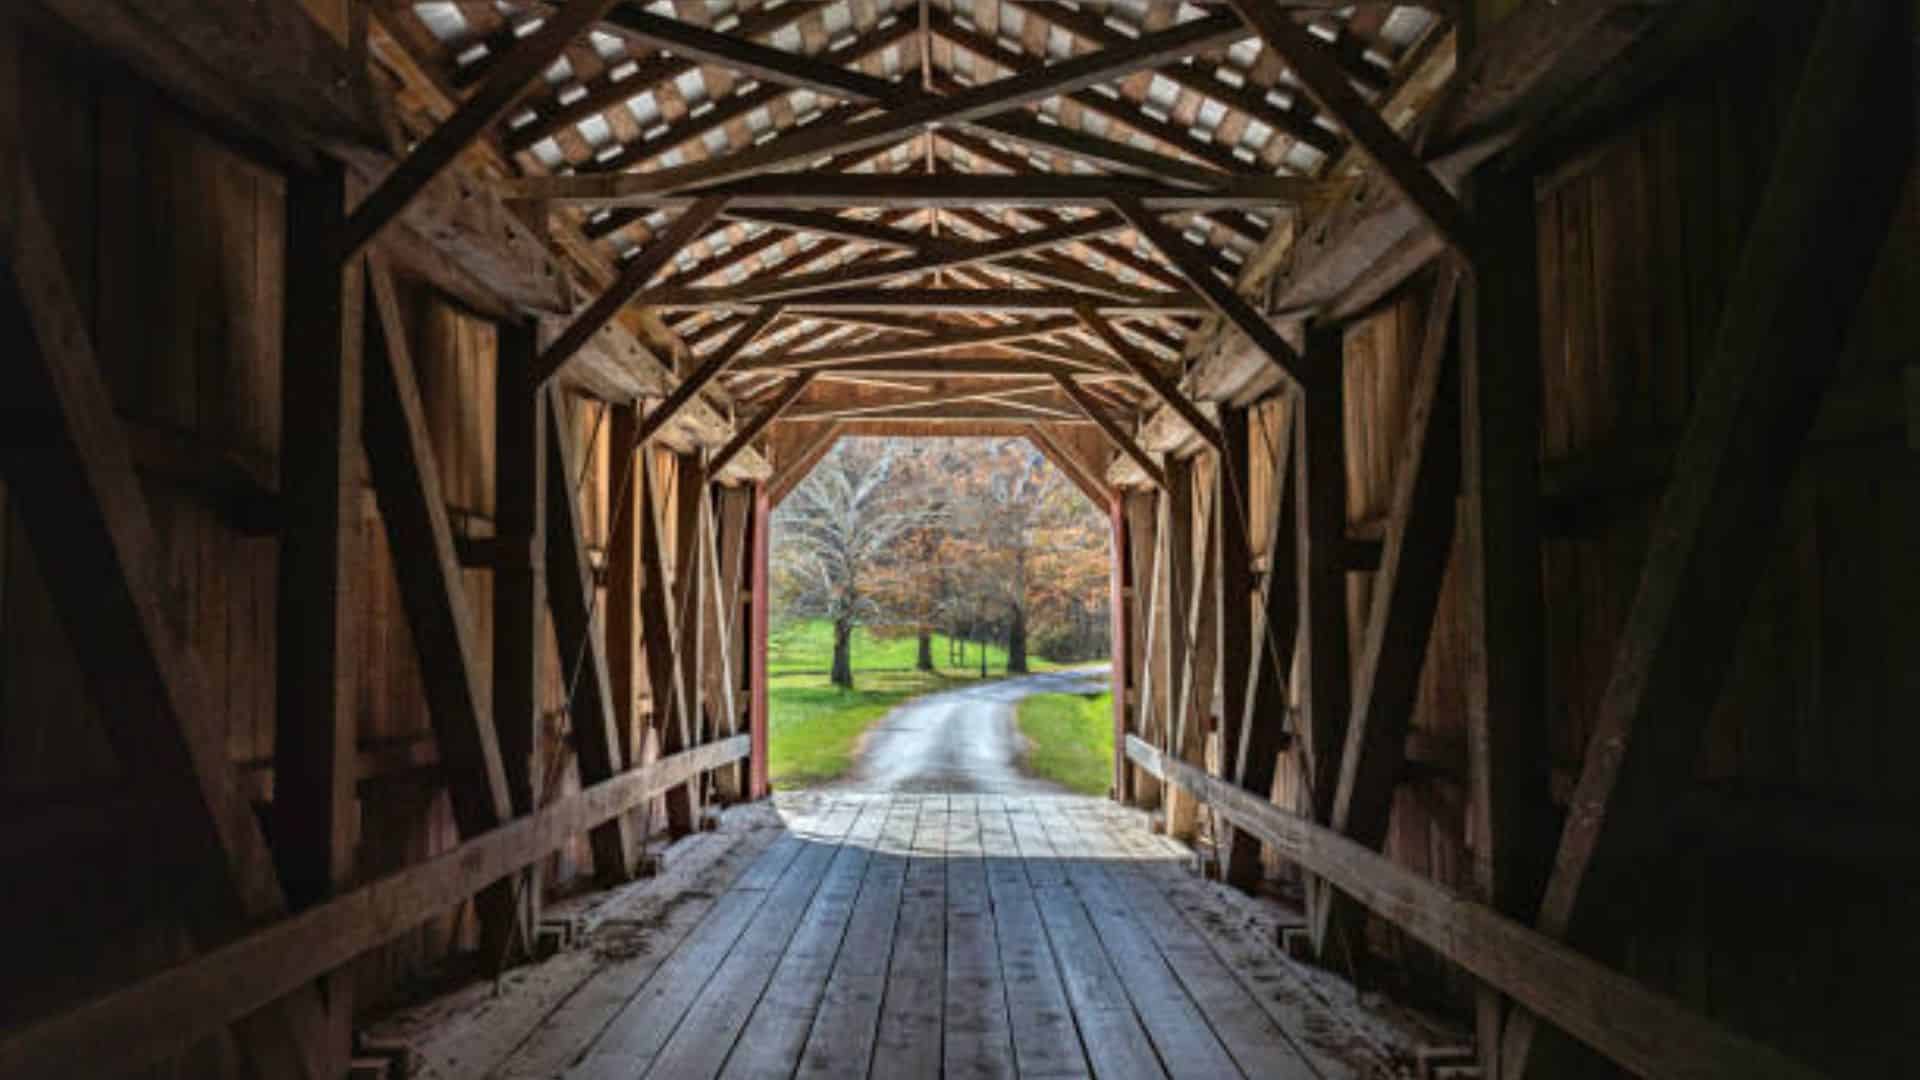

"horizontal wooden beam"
[741, 356, 1136, 381]
[737, 315, 1083, 371]
[736, 289, 1205, 315]
[0, 734, 748, 1079]
[639, 214, 1133, 307]
[1123, 736, 1821, 1080]
[504, 172, 1332, 210]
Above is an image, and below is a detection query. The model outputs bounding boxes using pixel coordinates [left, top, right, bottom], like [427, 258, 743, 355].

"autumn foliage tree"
[773, 436, 1109, 686]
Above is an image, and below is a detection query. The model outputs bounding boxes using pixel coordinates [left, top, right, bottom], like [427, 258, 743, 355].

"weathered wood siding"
[0, 32, 670, 1037]
[1251, 21, 1920, 1073]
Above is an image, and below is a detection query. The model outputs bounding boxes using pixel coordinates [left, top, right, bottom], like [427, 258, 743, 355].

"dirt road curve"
[838, 669, 1108, 794]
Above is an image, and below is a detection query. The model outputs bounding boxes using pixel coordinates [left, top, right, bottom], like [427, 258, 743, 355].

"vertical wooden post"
[1459, 166, 1554, 1078]
[606, 404, 641, 769]
[748, 482, 773, 799]
[272, 159, 362, 1076]
[637, 448, 694, 829]
[1294, 337, 1351, 954]
[1160, 456, 1198, 837]
[1124, 490, 1161, 808]
[673, 451, 708, 826]
[1214, 406, 1256, 865]
[1226, 404, 1297, 889]
[1108, 493, 1131, 801]
[541, 389, 638, 883]
[714, 485, 754, 800]
[491, 318, 546, 959]
[274, 161, 363, 910]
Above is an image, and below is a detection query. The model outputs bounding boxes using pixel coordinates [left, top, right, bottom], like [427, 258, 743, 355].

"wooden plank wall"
[0, 29, 694, 1038]
[1224, 20, 1920, 1074]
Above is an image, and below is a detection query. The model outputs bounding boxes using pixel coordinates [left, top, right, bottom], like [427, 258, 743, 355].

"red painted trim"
[1108, 493, 1130, 802]
[748, 482, 772, 799]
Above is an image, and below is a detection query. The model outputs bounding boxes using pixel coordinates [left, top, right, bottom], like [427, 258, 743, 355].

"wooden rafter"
[501, 13, 1249, 201]
[336, 0, 625, 260]
[1053, 373, 1167, 490]
[535, 195, 730, 385]
[1112, 196, 1311, 388]
[1224, 0, 1473, 258]
[710, 371, 818, 477]
[1074, 304, 1223, 449]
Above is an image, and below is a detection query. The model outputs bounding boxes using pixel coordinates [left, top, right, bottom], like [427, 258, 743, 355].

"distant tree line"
[772, 437, 1111, 689]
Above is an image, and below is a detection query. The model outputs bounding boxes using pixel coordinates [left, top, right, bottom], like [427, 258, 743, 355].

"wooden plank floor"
[458, 793, 1427, 1080]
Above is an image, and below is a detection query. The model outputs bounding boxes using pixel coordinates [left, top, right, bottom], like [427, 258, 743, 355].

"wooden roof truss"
[367, 0, 1449, 437]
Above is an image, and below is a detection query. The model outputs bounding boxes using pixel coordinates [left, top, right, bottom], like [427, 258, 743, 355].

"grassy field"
[767, 620, 1060, 788]
[1014, 691, 1115, 796]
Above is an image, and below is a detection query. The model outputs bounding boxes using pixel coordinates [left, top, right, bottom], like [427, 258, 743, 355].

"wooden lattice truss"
[363, 0, 1453, 474]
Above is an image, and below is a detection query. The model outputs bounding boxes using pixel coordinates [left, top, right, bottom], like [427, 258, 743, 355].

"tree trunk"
[979, 636, 988, 678]
[1007, 605, 1029, 674]
[916, 629, 934, 672]
[831, 617, 854, 689]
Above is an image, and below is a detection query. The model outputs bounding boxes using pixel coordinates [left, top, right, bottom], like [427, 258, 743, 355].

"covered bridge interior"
[1, 0, 1916, 1077]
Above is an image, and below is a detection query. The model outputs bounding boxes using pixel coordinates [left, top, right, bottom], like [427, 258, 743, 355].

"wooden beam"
[739, 315, 1082, 371]
[274, 162, 366, 922]
[768, 422, 847, 507]
[1451, 162, 1555, 1078]
[507, 13, 1246, 201]
[1124, 737, 1822, 1080]
[1051, 373, 1166, 489]
[1026, 425, 1113, 508]
[1111, 197, 1311, 389]
[507, 171, 1331, 210]
[610, 4, 1242, 190]
[1158, 457, 1197, 828]
[712, 485, 754, 799]
[711, 372, 817, 477]
[644, 215, 1130, 307]
[754, 289, 1203, 315]
[1124, 491, 1163, 807]
[491, 318, 547, 954]
[542, 389, 639, 882]
[670, 451, 710, 830]
[1502, 3, 1915, 1074]
[1168, 465, 1218, 841]
[0, 737, 748, 1079]
[747, 483, 773, 797]
[607, 402, 643, 768]
[1292, 326, 1347, 947]
[1311, 263, 1463, 949]
[1225, 403, 1296, 889]
[1224, 0, 1472, 258]
[535, 195, 730, 386]
[724, 209, 925, 252]
[1075, 304, 1222, 449]
[632, 304, 785, 448]
[1109, 494, 1134, 801]
[364, 254, 515, 837]
[0, 100, 333, 1075]
[636, 449, 694, 832]
[1212, 405, 1256, 877]
[334, 0, 622, 259]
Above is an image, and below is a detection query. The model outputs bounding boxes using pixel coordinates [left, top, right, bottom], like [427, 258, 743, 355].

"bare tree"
[772, 440, 935, 688]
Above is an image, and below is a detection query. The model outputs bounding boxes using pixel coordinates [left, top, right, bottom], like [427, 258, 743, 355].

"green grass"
[766, 619, 1062, 788]
[1014, 691, 1115, 796]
